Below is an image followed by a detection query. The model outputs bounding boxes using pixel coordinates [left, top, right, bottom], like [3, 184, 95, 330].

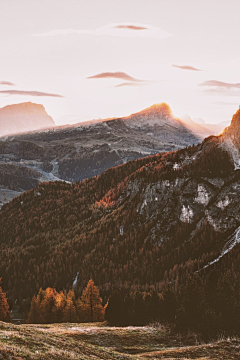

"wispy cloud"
[115, 82, 141, 87]
[114, 25, 148, 30]
[199, 80, 240, 89]
[0, 81, 15, 86]
[33, 23, 172, 39]
[115, 81, 150, 88]
[0, 90, 63, 97]
[173, 65, 202, 71]
[87, 72, 142, 82]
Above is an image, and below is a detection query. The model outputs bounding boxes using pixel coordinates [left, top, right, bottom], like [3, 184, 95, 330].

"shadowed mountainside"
[1, 108, 240, 309]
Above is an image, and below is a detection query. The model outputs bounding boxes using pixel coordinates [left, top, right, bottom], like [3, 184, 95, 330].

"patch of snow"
[202, 225, 240, 270]
[216, 196, 231, 210]
[119, 225, 124, 236]
[163, 180, 170, 187]
[73, 272, 79, 288]
[173, 163, 181, 170]
[180, 205, 194, 223]
[205, 211, 218, 231]
[194, 185, 209, 205]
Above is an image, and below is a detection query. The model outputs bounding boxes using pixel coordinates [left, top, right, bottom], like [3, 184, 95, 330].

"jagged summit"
[125, 102, 173, 120]
[0, 102, 55, 137]
[221, 106, 240, 142]
[1, 102, 47, 113]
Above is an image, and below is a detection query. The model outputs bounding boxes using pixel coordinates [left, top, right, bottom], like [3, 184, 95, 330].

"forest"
[0, 134, 239, 325]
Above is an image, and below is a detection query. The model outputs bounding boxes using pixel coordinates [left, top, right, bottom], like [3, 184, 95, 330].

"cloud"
[87, 72, 142, 82]
[33, 23, 172, 39]
[173, 65, 202, 71]
[199, 80, 240, 89]
[114, 25, 148, 30]
[0, 81, 15, 86]
[115, 81, 150, 88]
[0, 90, 63, 97]
[115, 82, 141, 87]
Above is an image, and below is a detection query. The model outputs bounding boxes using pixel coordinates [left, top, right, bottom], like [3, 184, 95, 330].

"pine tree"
[53, 291, 67, 323]
[0, 283, 11, 323]
[26, 295, 40, 324]
[63, 290, 78, 322]
[105, 291, 124, 325]
[80, 279, 104, 322]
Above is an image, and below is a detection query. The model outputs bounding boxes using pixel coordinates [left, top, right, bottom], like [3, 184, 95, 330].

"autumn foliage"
[0, 279, 11, 323]
[27, 279, 104, 324]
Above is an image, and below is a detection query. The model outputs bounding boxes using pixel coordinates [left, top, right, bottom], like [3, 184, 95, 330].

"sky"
[0, 0, 240, 125]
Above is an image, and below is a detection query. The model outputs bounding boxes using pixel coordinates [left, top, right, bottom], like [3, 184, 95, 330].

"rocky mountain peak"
[0, 102, 55, 137]
[135, 102, 172, 118]
[228, 106, 240, 130]
[221, 106, 240, 144]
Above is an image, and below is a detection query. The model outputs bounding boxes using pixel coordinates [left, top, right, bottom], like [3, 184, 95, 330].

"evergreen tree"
[0, 283, 11, 323]
[63, 290, 78, 322]
[26, 295, 40, 324]
[80, 279, 104, 322]
[177, 274, 207, 332]
[105, 291, 124, 325]
[162, 285, 177, 323]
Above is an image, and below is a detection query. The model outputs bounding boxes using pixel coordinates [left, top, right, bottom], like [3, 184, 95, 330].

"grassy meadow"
[1, 321, 240, 359]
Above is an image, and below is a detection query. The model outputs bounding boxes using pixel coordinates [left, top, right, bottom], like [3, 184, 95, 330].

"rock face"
[2, 107, 240, 302]
[222, 106, 240, 145]
[0, 102, 55, 136]
[0, 103, 201, 207]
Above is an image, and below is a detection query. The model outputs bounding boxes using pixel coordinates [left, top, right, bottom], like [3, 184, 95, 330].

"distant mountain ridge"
[1, 107, 240, 308]
[0, 102, 201, 207]
[0, 102, 55, 136]
[179, 114, 229, 138]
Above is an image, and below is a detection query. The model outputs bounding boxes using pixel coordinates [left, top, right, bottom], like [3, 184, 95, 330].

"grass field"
[1, 321, 240, 359]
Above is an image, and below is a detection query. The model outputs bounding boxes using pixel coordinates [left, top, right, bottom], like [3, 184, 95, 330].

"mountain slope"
[0, 102, 55, 137]
[0, 103, 201, 207]
[1, 108, 240, 308]
[179, 114, 228, 138]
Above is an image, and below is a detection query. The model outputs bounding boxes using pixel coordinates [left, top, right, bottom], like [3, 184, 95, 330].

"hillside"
[1, 321, 240, 359]
[0, 102, 55, 137]
[0, 103, 201, 207]
[1, 107, 240, 309]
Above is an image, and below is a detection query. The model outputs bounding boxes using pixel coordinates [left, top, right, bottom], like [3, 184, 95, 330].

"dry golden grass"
[1, 321, 240, 359]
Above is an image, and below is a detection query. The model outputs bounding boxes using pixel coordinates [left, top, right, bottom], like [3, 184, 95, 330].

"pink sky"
[0, 0, 240, 125]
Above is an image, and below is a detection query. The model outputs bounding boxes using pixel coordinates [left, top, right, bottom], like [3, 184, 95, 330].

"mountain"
[0, 102, 55, 137]
[0, 103, 201, 207]
[1, 107, 240, 308]
[179, 114, 229, 138]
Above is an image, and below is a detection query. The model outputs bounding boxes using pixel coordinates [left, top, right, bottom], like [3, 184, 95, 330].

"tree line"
[0, 137, 237, 315]
[0, 279, 11, 322]
[27, 279, 104, 323]
[2, 273, 240, 339]
[106, 271, 240, 337]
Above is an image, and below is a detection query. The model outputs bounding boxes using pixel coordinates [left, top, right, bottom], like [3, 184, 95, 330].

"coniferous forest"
[1, 128, 240, 338]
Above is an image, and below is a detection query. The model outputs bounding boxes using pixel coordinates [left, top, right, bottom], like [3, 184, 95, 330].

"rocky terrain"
[1, 321, 240, 359]
[1, 107, 240, 306]
[0, 103, 201, 207]
[0, 102, 55, 137]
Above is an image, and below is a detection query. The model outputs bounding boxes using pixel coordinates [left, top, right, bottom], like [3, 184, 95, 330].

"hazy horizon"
[1, 0, 240, 126]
